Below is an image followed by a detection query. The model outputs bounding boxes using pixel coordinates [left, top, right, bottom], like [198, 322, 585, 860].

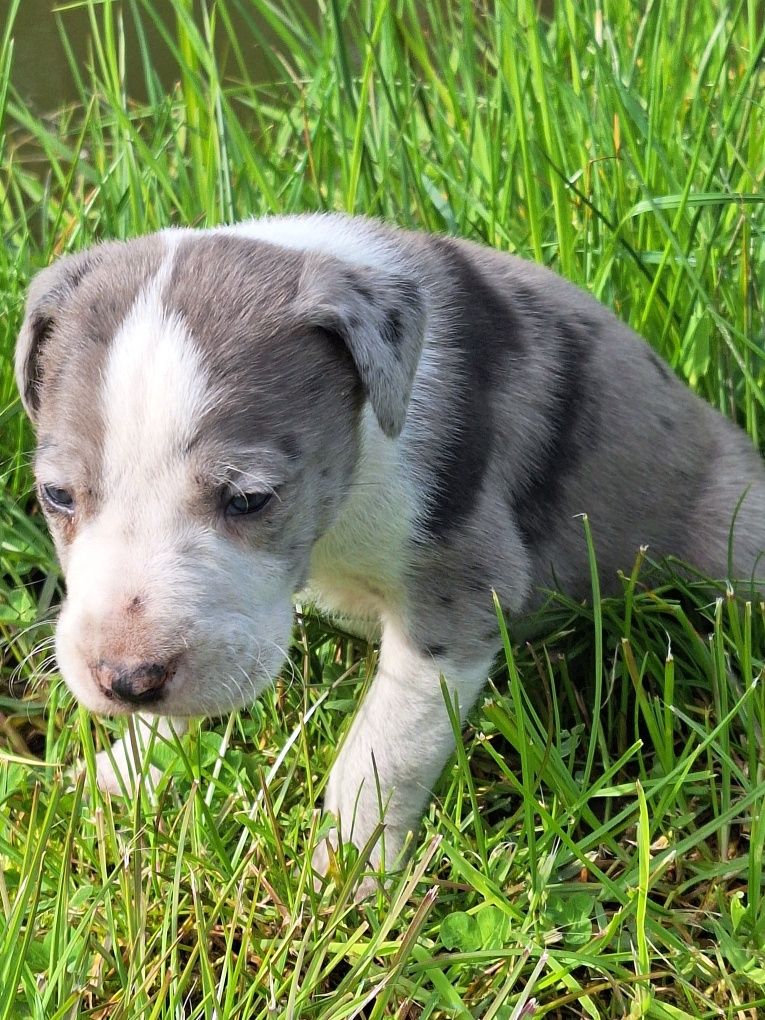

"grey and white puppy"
[15, 214, 765, 873]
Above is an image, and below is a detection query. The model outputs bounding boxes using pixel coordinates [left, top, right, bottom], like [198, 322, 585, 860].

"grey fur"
[397, 231, 765, 595]
[15, 214, 765, 879]
[16, 238, 164, 424]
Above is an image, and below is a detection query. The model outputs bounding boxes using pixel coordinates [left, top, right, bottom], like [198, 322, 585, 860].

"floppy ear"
[295, 256, 426, 438]
[15, 250, 97, 422]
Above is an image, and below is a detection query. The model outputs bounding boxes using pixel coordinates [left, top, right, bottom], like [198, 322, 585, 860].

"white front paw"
[94, 744, 163, 796]
[89, 718, 185, 795]
[89, 717, 184, 796]
[94, 747, 126, 794]
[311, 824, 382, 901]
[323, 770, 412, 870]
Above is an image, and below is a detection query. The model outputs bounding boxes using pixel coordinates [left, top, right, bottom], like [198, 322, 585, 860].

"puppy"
[15, 214, 765, 874]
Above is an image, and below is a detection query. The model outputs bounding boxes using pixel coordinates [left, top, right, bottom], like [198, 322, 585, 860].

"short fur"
[16, 214, 765, 876]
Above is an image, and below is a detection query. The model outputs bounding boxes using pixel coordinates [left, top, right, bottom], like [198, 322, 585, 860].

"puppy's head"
[16, 231, 424, 716]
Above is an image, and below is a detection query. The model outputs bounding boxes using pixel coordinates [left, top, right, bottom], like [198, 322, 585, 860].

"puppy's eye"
[225, 491, 274, 517]
[41, 484, 75, 514]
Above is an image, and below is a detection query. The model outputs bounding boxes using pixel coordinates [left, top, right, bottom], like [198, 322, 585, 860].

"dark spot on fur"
[21, 312, 54, 412]
[352, 279, 374, 304]
[437, 592, 454, 606]
[391, 279, 424, 347]
[451, 560, 494, 596]
[511, 317, 597, 546]
[424, 642, 447, 658]
[420, 237, 526, 537]
[280, 433, 302, 460]
[380, 309, 404, 353]
[126, 595, 144, 615]
[659, 415, 675, 431]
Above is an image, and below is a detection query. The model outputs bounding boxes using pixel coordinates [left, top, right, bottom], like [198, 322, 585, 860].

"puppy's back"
[404, 229, 765, 593]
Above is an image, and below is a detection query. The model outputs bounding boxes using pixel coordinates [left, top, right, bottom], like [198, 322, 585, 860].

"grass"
[2, 0, 765, 1015]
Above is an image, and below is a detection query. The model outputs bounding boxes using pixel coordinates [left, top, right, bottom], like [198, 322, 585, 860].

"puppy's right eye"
[225, 491, 274, 517]
[41, 484, 75, 514]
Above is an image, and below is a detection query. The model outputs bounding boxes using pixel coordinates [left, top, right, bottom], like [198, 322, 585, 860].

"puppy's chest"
[307, 418, 418, 622]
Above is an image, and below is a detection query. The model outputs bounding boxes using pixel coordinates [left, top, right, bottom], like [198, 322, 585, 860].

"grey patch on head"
[15, 249, 99, 420]
[166, 233, 426, 442]
[163, 234, 367, 570]
[18, 237, 166, 556]
[16, 237, 165, 431]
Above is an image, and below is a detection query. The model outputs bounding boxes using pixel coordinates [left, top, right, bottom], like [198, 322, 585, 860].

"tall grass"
[1, 0, 765, 1016]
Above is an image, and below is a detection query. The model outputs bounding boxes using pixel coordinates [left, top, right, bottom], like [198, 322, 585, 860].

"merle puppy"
[15, 214, 765, 875]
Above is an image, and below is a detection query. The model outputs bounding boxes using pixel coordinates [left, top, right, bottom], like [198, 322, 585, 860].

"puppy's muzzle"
[92, 657, 179, 706]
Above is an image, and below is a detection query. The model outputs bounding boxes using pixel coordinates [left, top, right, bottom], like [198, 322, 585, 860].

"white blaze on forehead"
[101, 240, 209, 487]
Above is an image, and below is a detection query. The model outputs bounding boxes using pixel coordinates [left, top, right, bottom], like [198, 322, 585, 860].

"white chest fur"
[307, 407, 415, 625]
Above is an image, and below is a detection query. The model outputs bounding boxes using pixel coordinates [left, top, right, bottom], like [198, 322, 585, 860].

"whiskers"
[9, 631, 59, 688]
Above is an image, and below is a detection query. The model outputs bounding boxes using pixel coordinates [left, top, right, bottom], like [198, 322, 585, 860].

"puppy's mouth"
[97, 683, 168, 707]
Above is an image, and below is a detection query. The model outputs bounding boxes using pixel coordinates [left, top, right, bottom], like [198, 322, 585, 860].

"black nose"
[93, 659, 177, 705]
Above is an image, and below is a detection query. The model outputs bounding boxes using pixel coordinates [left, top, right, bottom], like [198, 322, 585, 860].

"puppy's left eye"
[225, 491, 274, 517]
[41, 484, 75, 514]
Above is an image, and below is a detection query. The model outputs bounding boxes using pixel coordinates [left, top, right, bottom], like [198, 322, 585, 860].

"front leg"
[316, 621, 496, 875]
